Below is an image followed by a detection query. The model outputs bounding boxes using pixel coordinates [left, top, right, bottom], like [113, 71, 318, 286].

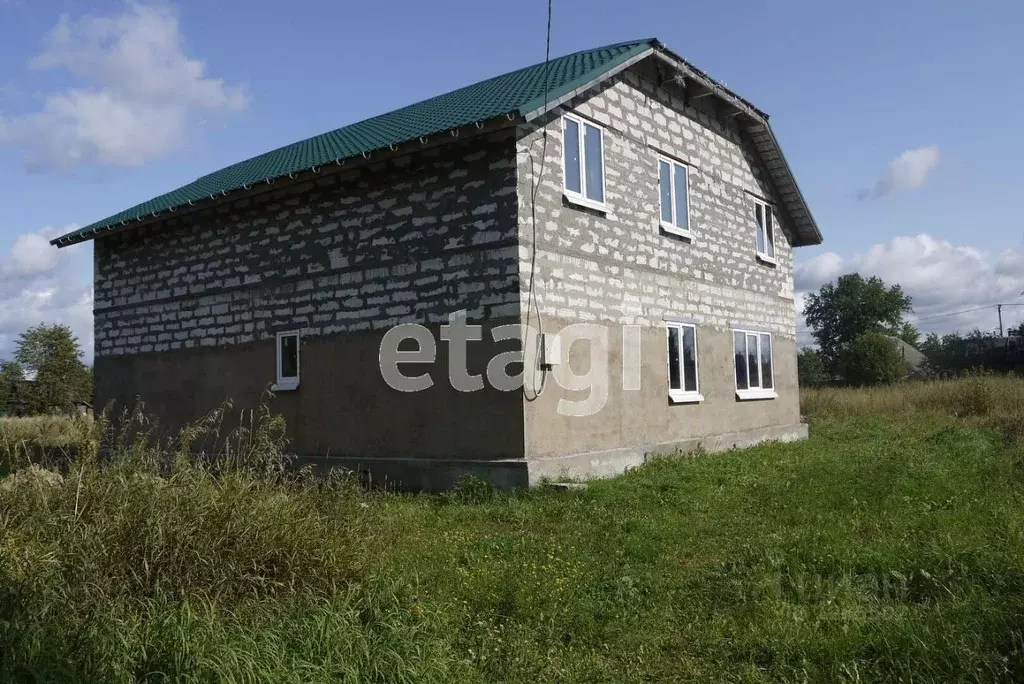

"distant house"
[51, 38, 822, 489]
[1, 377, 92, 418]
[887, 336, 928, 375]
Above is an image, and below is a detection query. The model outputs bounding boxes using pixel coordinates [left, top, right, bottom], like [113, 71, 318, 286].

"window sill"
[660, 222, 693, 240]
[736, 388, 777, 401]
[563, 192, 607, 213]
[272, 380, 300, 392]
[669, 391, 704, 404]
[755, 252, 777, 266]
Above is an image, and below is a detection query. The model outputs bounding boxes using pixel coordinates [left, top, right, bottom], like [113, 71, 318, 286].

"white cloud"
[857, 146, 940, 200]
[0, 2, 246, 170]
[0, 226, 93, 362]
[1, 230, 58, 277]
[795, 234, 1024, 343]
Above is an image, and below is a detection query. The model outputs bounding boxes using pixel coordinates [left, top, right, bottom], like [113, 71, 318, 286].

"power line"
[913, 302, 1024, 324]
[912, 305, 995, 323]
[796, 302, 1024, 335]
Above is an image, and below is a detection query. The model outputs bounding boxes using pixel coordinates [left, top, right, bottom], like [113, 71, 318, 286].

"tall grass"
[802, 373, 1024, 443]
[0, 404, 472, 682]
[0, 414, 97, 475]
[2, 378, 1024, 682]
[0, 413, 95, 446]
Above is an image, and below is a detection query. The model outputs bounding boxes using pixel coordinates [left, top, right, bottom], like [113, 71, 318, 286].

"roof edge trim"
[762, 122, 823, 246]
[518, 44, 656, 121]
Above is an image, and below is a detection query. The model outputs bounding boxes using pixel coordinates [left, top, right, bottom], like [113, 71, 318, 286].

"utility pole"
[998, 304, 1004, 337]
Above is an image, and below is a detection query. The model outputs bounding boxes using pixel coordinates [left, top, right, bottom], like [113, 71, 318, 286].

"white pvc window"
[562, 114, 606, 210]
[666, 322, 702, 403]
[658, 156, 691, 237]
[754, 200, 776, 262]
[274, 330, 300, 391]
[733, 329, 776, 400]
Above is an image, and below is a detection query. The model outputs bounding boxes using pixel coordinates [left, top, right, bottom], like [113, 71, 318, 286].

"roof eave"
[647, 48, 821, 247]
[50, 114, 524, 248]
[761, 123, 823, 247]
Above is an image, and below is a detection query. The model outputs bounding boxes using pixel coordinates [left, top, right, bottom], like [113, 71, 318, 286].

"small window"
[733, 329, 775, 400]
[666, 322, 702, 403]
[658, 156, 691, 237]
[562, 114, 606, 210]
[275, 330, 300, 391]
[754, 200, 776, 263]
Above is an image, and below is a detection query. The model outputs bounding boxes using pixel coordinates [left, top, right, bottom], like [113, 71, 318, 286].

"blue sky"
[1, 0, 1023, 358]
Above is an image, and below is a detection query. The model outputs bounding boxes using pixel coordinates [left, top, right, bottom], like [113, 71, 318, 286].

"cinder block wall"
[93, 129, 526, 460]
[515, 63, 803, 462]
[89, 59, 808, 485]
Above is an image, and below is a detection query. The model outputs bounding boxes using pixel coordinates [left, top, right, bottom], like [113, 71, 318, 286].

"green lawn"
[1, 380, 1023, 682]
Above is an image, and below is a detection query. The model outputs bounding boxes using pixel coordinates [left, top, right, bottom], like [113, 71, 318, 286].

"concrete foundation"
[294, 421, 807, 491]
[526, 421, 808, 485]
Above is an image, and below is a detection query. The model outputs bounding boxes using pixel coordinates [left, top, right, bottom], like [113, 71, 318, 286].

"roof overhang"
[650, 44, 822, 247]
[521, 40, 823, 248]
[50, 114, 522, 248]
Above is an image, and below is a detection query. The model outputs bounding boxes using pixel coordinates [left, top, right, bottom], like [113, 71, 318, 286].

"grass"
[0, 413, 95, 450]
[2, 378, 1024, 682]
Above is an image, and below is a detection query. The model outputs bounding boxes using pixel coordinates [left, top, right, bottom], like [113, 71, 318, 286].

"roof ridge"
[192, 39, 656, 185]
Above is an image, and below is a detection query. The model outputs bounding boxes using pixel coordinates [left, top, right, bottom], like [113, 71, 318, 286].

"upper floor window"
[274, 330, 300, 391]
[562, 114, 606, 210]
[733, 329, 775, 400]
[754, 199, 776, 263]
[666, 321, 702, 403]
[658, 156, 691, 238]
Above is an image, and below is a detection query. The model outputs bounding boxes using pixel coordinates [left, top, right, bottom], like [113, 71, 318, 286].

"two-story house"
[52, 38, 822, 490]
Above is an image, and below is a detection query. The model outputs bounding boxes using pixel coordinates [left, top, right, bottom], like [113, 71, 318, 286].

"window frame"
[665, 321, 703, 404]
[274, 330, 301, 391]
[732, 328, 776, 400]
[753, 198, 777, 265]
[657, 155, 692, 239]
[561, 113, 608, 212]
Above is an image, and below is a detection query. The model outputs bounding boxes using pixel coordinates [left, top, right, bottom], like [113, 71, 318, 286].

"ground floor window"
[733, 329, 775, 400]
[275, 330, 300, 391]
[666, 321, 702, 403]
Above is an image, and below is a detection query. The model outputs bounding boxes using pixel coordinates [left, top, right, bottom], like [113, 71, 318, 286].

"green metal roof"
[53, 39, 657, 246]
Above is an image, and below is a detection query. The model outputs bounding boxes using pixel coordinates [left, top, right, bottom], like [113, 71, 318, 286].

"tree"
[840, 332, 906, 386]
[797, 347, 827, 387]
[14, 324, 92, 415]
[1010, 323, 1024, 337]
[0, 361, 24, 414]
[897, 322, 920, 348]
[803, 273, 913, 377]
[918, 332, 947, 373]
[919, 332, 942, 358]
